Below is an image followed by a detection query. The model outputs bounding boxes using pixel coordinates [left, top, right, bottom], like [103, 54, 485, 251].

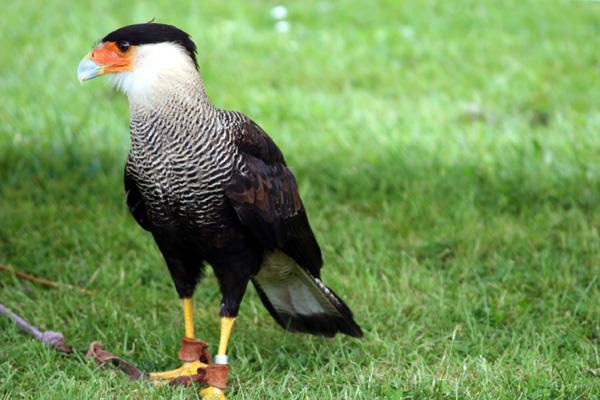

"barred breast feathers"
[125, 65, 251, 227]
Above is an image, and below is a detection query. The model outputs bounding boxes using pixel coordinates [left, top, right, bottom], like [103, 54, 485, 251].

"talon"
[200, 386, 226, 400]
[149, 360, 209, 382]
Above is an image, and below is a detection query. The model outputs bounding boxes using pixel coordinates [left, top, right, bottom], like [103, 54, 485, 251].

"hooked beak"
[77, 56, 103, 83]
[77, 42, 133, 83]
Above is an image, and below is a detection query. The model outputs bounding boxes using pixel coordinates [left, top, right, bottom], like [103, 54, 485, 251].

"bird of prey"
[78, 22, 362, 398]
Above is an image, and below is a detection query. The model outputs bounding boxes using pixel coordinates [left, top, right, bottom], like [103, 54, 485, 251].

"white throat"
[108, 42, 204, 107]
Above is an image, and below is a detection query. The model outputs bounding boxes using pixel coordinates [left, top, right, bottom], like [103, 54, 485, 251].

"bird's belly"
[130, 161, 244, 252]
[139, 175, 230, 227]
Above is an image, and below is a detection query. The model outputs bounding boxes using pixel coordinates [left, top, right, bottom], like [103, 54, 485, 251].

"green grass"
[1, 0, 599, 398]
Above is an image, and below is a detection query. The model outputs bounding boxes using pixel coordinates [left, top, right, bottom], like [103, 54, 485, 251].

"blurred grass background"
[1, 0, 599, 398]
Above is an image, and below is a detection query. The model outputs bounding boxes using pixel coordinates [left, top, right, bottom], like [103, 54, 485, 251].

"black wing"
[124, 161, 152, 231]
[224, 119, 322, 276]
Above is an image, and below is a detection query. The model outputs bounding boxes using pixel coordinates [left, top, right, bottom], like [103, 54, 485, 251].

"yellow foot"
[200, 386, 225, 400]
[149, 360, 208, 383]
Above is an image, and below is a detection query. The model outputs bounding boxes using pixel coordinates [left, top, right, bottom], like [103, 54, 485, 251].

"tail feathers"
[252, 252, 363, 338]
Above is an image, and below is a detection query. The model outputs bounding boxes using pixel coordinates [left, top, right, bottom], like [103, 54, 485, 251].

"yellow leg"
[183, 297, 194, 339]
[149, 297, 208, 382]
[200, 317, 235, 400]
[218, 317, 236, 357]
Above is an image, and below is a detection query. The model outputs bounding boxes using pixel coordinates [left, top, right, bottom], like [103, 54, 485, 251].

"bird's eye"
[117, 41, 131, 52]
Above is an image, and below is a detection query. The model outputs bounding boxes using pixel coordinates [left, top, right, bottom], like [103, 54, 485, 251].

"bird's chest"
[128, 133, 233, 226]
[135, 148, 196, 198]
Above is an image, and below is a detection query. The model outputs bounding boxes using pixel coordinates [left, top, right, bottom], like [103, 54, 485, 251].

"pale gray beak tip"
[77, 56, 102, 83]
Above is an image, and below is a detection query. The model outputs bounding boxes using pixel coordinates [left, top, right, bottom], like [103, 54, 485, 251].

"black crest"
[102, 23, 198, 68]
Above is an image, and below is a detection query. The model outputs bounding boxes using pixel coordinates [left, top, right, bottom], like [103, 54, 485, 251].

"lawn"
[1, 0, 599, 399]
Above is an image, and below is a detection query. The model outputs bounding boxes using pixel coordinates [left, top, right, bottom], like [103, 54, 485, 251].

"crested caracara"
[78, 22, 362, 398]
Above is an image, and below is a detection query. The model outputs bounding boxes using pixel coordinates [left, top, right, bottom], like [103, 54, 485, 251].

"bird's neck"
[128, 70, 213, 110]
[128, 72, 219, 147]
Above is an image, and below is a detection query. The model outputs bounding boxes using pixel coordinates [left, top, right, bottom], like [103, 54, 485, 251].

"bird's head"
[78, 23, 199, 99]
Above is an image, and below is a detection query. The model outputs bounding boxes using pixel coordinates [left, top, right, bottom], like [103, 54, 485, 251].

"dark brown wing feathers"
[225, 119, 323, 277]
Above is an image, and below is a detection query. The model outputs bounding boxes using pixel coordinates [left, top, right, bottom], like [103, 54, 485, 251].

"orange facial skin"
[90, 41, 134, 74]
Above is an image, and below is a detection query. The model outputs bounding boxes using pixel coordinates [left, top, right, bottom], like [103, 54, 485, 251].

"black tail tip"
[345, 324, 364, 339]
[338, 317, 364, 339]
[277, 312, 364, 339]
